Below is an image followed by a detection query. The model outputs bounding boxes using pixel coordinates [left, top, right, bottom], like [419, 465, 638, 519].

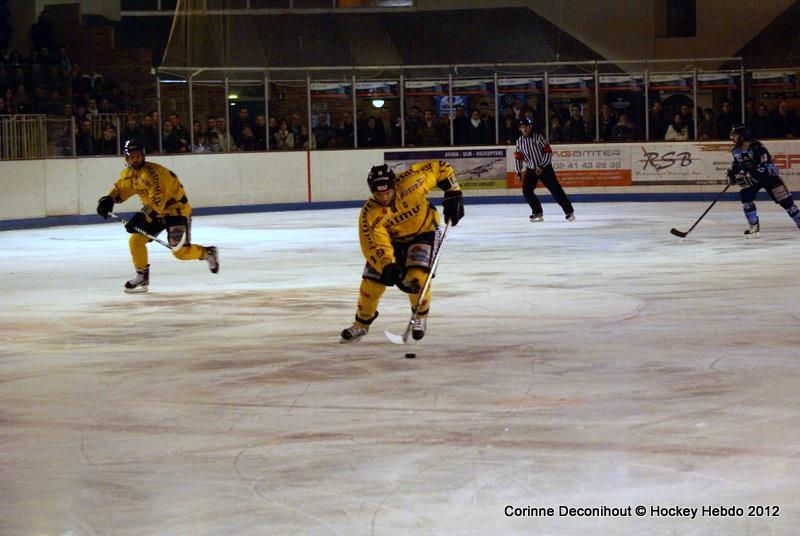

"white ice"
[1, 202, 799, 536]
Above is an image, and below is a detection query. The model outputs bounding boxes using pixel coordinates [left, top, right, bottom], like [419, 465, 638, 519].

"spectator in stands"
[267, 117, 279, 149]
[161, 120, 184, 154]
[95, 123, 118, 155]
[274, 119, 294, 150]
[298, 124, 316, 150]
[38, 46, 56, 67]
[205, 117, 219, 139]
[769, 100, 799, 139]
[313, 114, 333, 149]
[750, 103, 771, 139]
[45, 88, 63, 115]
[679, 103, 695, 140]
[453, 104, 469, 145]
[548, 115, 564, 143]
[356, 109, 367, 132]
[253, 114, 268, 150]
[466, 109, 491, 145]
[697, 108, 717, 140]
[230, 106, 250, 146]
[599, 103, 617, 142]
[405, 105, 423, 146]
[335, 113, 354, 148]
[140, 114, 158, 153]
[238, 125, 257, 151]
[0, 95, 8, 115]
[716, 99, 737, 140]
[192, 133, 209, 153]
[744, 98, 757, 127]
[439, 113, 451, 143]
[58, 47, 72, 78]
[611, 112, 637, 141]
[11, 84, 29, 113]
[417, 109, 443, 146]
[290, 113, 303, 139]
[510, 99, 524, 121]
[499, 111, 518, 145]
[562, 104, 590, 142]
[479, 101, 494, 135]
[359, 116, 385, 147]
[192, 120, 203, 145]
[75, 119, 94, 156]
[30, 10, 56, 54]
[664, 113, 689, 141]
[215, 115, 232, 151]
[207, 132, 222, 152]
[379, 108, 400, 147]
[87, 98, 98, 115]
[648, 100, 669, 141]
[168, 112, 190, 148]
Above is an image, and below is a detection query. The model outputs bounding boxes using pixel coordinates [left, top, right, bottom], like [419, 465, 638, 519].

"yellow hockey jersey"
[106, 162, 192, 218]
[359, 160, 459, 273]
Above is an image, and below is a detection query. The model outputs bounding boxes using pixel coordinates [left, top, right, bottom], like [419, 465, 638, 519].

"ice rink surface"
[1, 201, 799, 535]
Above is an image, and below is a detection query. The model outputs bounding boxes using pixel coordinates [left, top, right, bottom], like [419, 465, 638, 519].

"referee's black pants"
[522, 166, 574, 215]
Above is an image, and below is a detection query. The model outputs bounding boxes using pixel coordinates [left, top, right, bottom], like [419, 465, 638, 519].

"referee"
[514, 116, 575, 222]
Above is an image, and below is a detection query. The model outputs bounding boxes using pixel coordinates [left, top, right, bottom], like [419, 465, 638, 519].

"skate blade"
[745, 233, 759, 239]
[124, 286, 149, 294]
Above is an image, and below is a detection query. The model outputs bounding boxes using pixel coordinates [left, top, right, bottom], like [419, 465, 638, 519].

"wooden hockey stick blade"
[670, 228, 688, 237]
[384, 330, 407, 345]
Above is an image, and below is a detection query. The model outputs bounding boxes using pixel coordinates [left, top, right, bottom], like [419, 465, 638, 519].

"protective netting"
[154, 0, 800, 151]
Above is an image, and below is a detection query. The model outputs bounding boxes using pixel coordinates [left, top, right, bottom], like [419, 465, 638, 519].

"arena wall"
[2, 141, 800, 227]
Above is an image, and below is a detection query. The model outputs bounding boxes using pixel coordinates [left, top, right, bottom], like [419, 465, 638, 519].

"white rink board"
[2, 141, 800, 222]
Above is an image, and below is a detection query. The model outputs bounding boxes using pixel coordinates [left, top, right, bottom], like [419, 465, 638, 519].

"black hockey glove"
[727, 169, 752, 187]
[124, 212, 149, 234]
[96, 196, 114, 219]
[442, 189, 464, 226]
[380, 263, 421, 294]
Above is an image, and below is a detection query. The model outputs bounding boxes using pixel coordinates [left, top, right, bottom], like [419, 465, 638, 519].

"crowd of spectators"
[647, 97, 799, 142]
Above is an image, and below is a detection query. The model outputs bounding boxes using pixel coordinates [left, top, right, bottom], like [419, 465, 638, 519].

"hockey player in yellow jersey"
[340, 160, 464, 343]
[96, 140, 219, 293]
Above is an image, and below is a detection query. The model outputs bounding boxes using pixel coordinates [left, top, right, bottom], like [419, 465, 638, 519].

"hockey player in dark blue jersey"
[728, 125, 800, 237]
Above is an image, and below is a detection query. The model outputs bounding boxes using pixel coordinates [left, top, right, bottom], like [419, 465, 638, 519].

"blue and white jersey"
[731, 140, 780, 183]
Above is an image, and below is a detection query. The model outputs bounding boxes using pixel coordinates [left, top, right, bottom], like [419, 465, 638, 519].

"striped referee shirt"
[514, 131, 553, 174]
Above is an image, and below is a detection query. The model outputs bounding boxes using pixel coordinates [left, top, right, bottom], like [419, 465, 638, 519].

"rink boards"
[1, 140, 799, 224]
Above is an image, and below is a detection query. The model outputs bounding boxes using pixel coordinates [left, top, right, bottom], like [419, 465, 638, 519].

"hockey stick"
[385, 223, 450, 345]
[108, 212, 186, 251]
[670, 183, 731, 238]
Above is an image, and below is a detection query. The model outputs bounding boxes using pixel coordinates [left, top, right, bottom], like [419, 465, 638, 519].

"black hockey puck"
[405, 352, 416, 359]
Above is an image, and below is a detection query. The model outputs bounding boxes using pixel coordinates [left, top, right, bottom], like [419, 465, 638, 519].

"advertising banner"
[309, 83, 350, 98]
[632, 142, 728, 184]
[546, 145, 632, 187]
[384, 148, 509, 190]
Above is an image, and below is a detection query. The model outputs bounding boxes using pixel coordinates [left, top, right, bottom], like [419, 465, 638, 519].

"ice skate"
[565, 212, 576, 222]
[340, 323, 369, 343]
[744, 222, 760, 238]
[204, 246, 219, 273]
[411, 316, 427, 341]
[124, 266, 149, 293]
[529, 213, 544, 222]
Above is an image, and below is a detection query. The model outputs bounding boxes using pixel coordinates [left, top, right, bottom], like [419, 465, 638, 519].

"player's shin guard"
[405, 267, 431, 314]
[784, 204, 800, 228]
[742, 202, 759, 225]
[129, 233, 150, 270]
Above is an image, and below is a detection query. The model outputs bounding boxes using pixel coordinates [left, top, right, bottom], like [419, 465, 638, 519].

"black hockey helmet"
[730, 125, 751, 141]
[520, 116, 535, 127]
[124, 139, 145, 156]
[367, 164, 396, 193]
[123, 139, 146, 169]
